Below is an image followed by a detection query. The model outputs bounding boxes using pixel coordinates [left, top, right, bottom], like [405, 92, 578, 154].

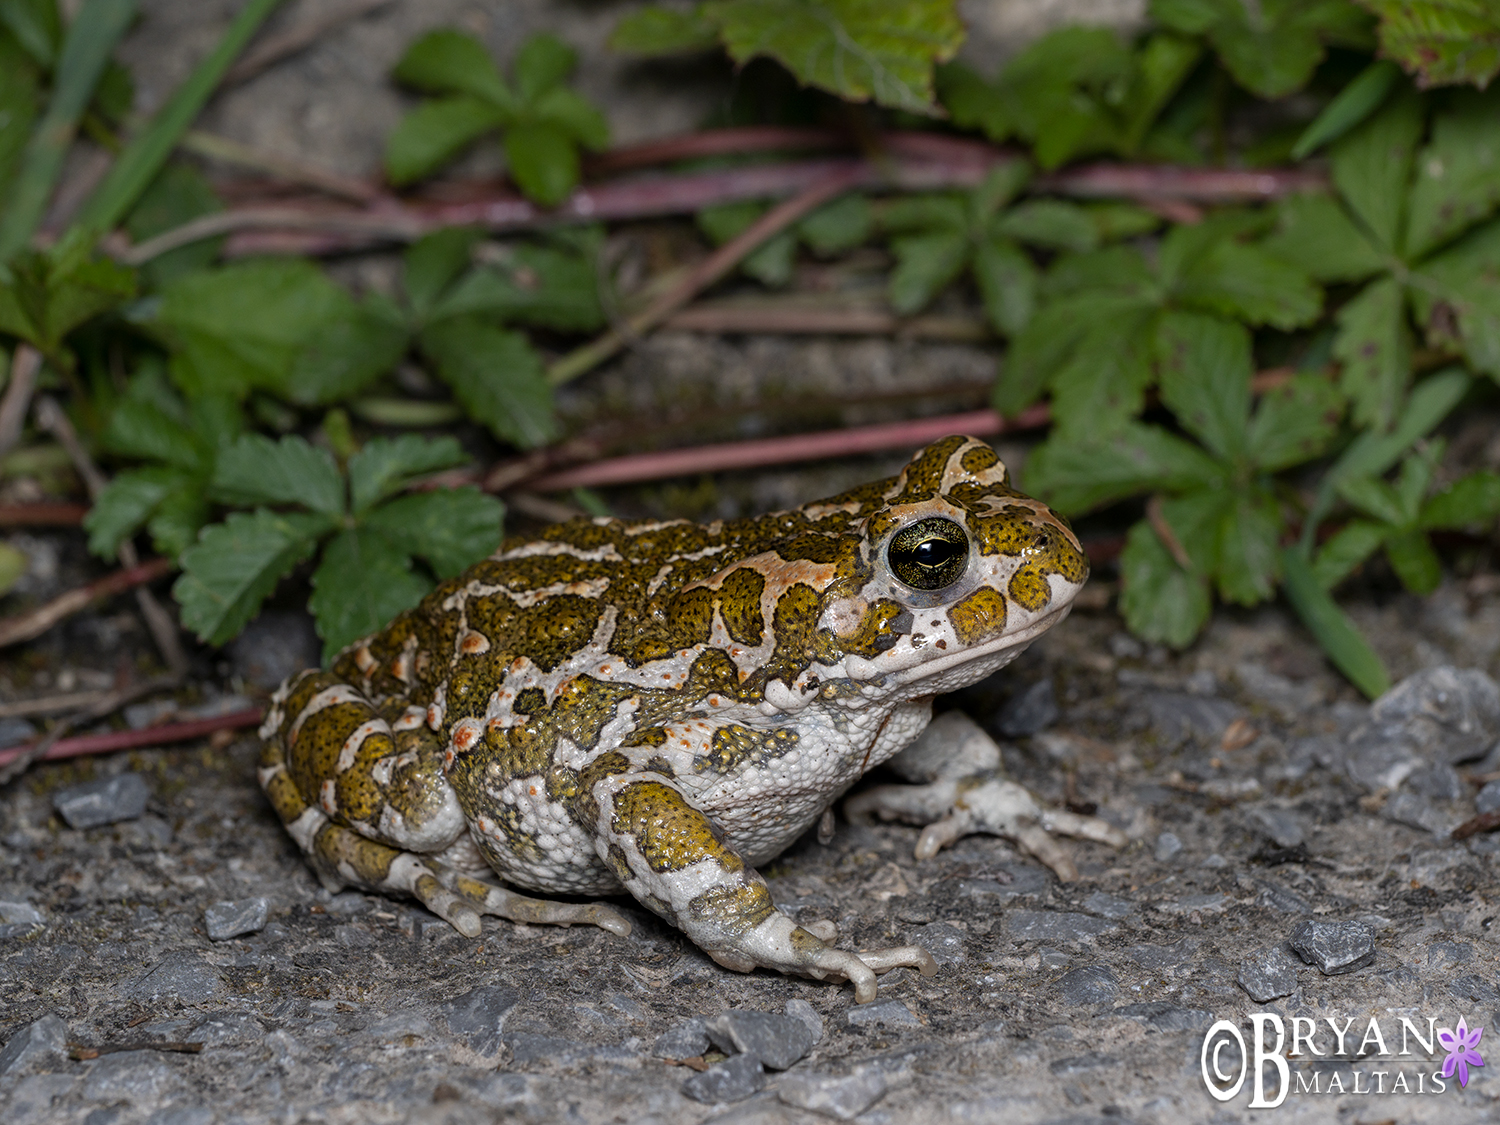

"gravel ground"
[5, 2, 1500, 1123]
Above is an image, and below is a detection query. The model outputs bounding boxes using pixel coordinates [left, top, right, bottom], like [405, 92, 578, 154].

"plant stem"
[0, 502, 88, 526]
[180, 130, 379, 202]
[0, 345, 42, 460]
[0, 556, 174, 648]
[0, 698, 258, 777]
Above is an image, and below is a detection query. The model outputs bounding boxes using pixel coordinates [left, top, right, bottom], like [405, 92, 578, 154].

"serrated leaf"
[995, 200, 1098, 253]
[1022, 423, 1223, 514]
[1362, 0, 1500, 89]
[1041, 244, 1157, 300]
[309, 528, 433, 661]
[84, 466, 180, 560]
[1292, 59, 1402, 159]
[285, 293, 410, 406]
[973, 237, 1036, 336]
[102, 397, 204, 469]
[797, 194, 871, 255]
[1121, 32, 1201, 150]
[392, 28, 513, 106]
[1405, 87, 1500, 258]
[880, 193, 966, 234]
[1155, 311, 1252, 464]
[1338, 474, 1408, 525]
[1169, 236, 1323, 329]
[1281, 546, 1389, 698]
[174, 508, 333, 646]
[503, 122, 579, 207]
[1312, 518, 1389, 588]
[707, 0, 965, 114]
[145, 482, 210, 560]
[1247, 373, 1344, 472]
[1330, 89, 1424, 254]
[384, 94, 506, 186]
[1084, 202, 1162, 242]
[405, 227, 484, 317]
[1384, 527, 1443, 593]
[935, 60, 1011, 140]
[530, 86, 610, 151]
[419, 318, 556, 448]
[608, 5, 720, 54]
[1415, 218, 1500, 378]
[41, 256, 137, 346]
[887, 230, 969, 315]
[514, 33, 575, 101]
[997, 26, 1132, 169]
[347, 433, 469, 515]
[1261, 193, 1386, 283]
[1421, 470, 1500, 528]
[434, 244, 604, 332]
[212, 434, 345, 516]
[1213, 490, 1284, 605]
[1333, 275, 1412, 430]
[363, 487, 504, 579]
[1044, 301, 1161, 435]
[1118, 518, 1211, 648]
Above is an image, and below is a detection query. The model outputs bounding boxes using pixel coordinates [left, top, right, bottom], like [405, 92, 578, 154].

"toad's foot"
[705, 913, 936, 1004]
[844, 712, 1126, 882]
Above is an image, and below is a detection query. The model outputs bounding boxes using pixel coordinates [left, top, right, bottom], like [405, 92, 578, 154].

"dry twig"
[0, 345, 42, 460]
[0, 556, 174, 649]
[0, 503, 88, 526]
[181, 130, 379, 203]
[0, 705, 263, 776]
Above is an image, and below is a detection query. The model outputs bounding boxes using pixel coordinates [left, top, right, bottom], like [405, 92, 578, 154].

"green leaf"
[434, 243, 604, 331]
[935, 60, 1011, 140]
[1312, 518, 1389, 588]
[1121, 32, 1201, 150]
[514, 33, 576, 101]
[363, 487, 504, 579]
[887, 231, 969, 315]
[995, 200, 1098, 253]
[530, 86, 610, 151]
[1022, 422, 1223, 514]
[346, 433, 470, 515]
[211, 434, 344, 516]
[1214, 491, 1283, 604]
[503, 122, 579, 207]
[145, 481, 210, 560]
[797, 194, 871, 255]
[608, 5, 720, 54]
[404, 226, 484, 317]
[1330, 89, 1424, 254]
[123, 163, 224, 287]
[84, 466, 180, 560]
[384, 94, 506, 186]
[1422, 470, 1500, 528]
[1363, 0, 1500, 89]
[0, 30, 42, 209]
[1415, 217, 1500, 378]
[1154, 311, 1252, 464]
[880, 193, 966, 234]
[1337, 473, 1408, 525]
[1118, 518, 1211, 649]
[1084, 202, 1162, 242]
[1333, 275, 1411, 430]
[1167, 232, 1323, 329]
[310, 528, 433, 661]
[1043, 301, 1161, 435]
[102, 397, 204, 469]
[0, 541, 25, 595]
[392, 28, 513, 106]
[1042, 244, 1157, 299]
[0, 0, 61, 67]
[1384, 527, 1443, 594]
[174, 508, 333, 646]
[707, 0, 965, 113]
[154, 259, 352, 399]
[1405, 87, 1500, 258]
[1246, 373, 1344, 472]
[996, 26, 1133, 169]
[1281, 546, 1390, 699]
[1292, 59, 1401, 159]
[419, 317, 556, 448]
[286, 293, 410, 406]
[972, 237, 1036, 336]
[37, 255, 137, 348]
[1261, 193, 1386, 283]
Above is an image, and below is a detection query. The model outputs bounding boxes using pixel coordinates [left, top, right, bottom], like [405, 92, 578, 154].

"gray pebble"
[0, 1013, 68, 1080]
[778, 1067, 888, 1119]
[1447, 974, 1500, 1005]
[1109, 1002, 1211, 1032]
[1478, 779, 1500, 815]
[845, 999, 921, 1028]
[1253, 878, 1312, 915]
[783, 999, 824, 1046]
[204, 898, 268, 941]
[1154, 832, 1183, 862]
[80, 1050, 176, 1102]
[1007, 909, 1117, 943]
[705, 1009, 814, 1070]
[440, 985, 519, 1056]
[1288, 920, 1375, 975]
[1407, 762, 1466, 800]
[681, 1052, 764, 1104]
[908, 920, 966, 965]
[52, 773, 150, 829]
[1143, 692, 1241, 748]
[1049, 1052, 1118, 1074]
[1382, 790, 1456, 836]
[0, 716, 35, 749]
[652, 1017, 709, 1060]
[129, 952, 226, 1005]
[226, 609, 321, 690]
[0, 901, 43, 926]
[997, 678, 1059, 737]
[1238, 945, 1299, 1002]
[1247, 807, 1305, 848]
[1058, 965, 1117, 1005]
[1080, 891, 1135, 919]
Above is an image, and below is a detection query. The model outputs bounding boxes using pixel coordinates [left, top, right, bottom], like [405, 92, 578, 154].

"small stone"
[844, 999, 921, 1029]
[1247, 807, 1305, 849]
[1143, 692, 1242, 748]
[0, 901, 43, 926]
[1382, 790, 1457, 836]
[705, 1009, 814, 1070]
[1155, 832, 1183, 862]
[441, 985, 519, 1056]
[52, 773, 150, 829]
[1426, 940, 1473, 969]
[128, 952, 226, 1005]
[0, 716, 35, 749]
[1238, 945, 1299, 1002]
[997, 679, 1059, 737]
[1049, 1052, 1118, 1074]
[1288, 920, 1375, 975]
[1407, 762, 1466, 801]
[1081, 892, 1135, 919]
[1006, 910, 1116, 944]
[1253, 878, 1311, 915]
[204, 897, 268, 941]
[1058, 965, 1118, 1005]
[226, 609, 321, 690]
[652, 1018, 709, 1060]
[681, 1052, 765, 1104]
[908, 921, 966, 965]
[1109, 1002, 1211, 1032]
[1370, 666, 1500, 762]
[777, 1067, 888, 1120]
[1447, 974, 1500, 1005]
[0, 1013, 67, 1080]
[1477, 779, 1500, 815]
[188, 1011, 264, 1047]
[783, 999, 824, 1046]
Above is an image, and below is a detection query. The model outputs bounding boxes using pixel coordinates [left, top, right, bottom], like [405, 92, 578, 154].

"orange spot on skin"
[460, 632, 486, 654]
[454, 726, 478, 751]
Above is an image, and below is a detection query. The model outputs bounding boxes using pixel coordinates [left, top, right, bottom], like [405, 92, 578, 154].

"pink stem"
[0, 707, 263, 772]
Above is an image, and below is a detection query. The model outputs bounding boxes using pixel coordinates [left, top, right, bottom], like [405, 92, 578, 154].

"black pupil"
[888, 518, 967, 591]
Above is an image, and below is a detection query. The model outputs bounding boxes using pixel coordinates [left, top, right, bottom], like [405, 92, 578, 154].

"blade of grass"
[1281, 546, 1390, 700]
[0, 0, 138, 261]
[69, 0, 289, 240]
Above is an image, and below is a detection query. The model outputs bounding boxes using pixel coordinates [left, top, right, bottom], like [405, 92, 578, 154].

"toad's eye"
[888, 518, 968, 591]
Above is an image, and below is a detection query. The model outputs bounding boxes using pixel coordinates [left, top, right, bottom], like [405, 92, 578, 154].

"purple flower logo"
[1438, 1017, 1485, 1088]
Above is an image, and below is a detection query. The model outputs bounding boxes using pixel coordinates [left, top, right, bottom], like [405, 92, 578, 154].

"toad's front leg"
[577, 750, 935, 1003]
